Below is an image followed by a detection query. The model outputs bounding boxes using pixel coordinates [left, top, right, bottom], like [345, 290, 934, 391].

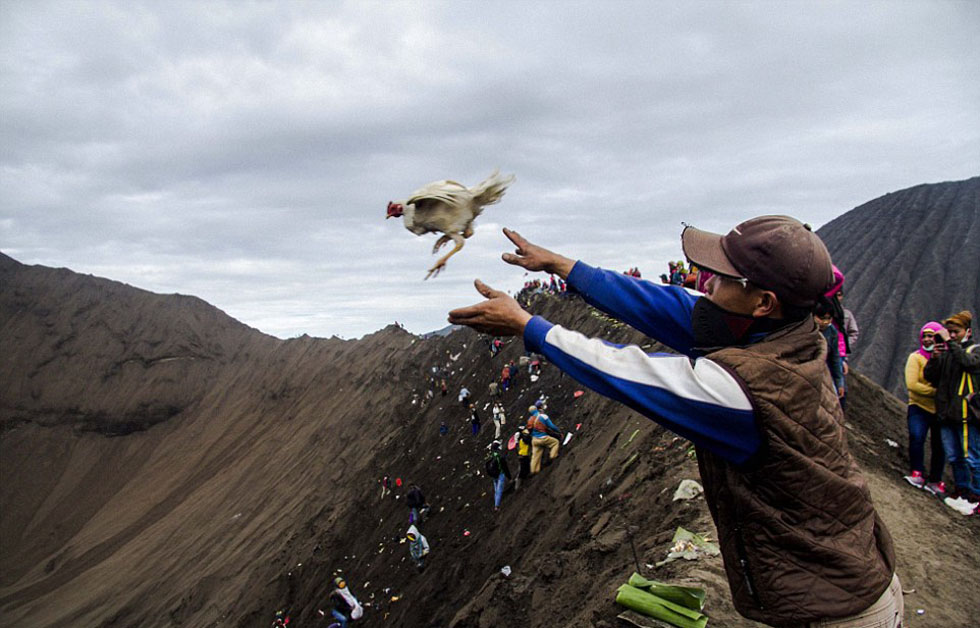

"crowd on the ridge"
[656, 255, 980, 518]
[902, 309, 979, 516]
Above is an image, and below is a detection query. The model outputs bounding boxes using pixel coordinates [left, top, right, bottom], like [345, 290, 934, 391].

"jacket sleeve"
[566, 262, 699, 356]
[524, 315, 760, 465]
[948, 342, 980, 370]
[844, 310, 860, 349]
[541, 415, 561, 433]
[905, 353, 936, 397]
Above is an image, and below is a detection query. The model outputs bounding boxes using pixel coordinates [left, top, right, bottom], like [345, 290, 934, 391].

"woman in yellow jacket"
[904, 321, 946, 495]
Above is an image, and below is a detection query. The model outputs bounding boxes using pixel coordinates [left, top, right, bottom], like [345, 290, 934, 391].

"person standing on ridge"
[814, 301, 845, 401]
[903, 321, 947, 495]
[924, 310, 980, 516]
[824, 269, 858, 409]
[448, 218, 899, 626]
[526, 406, 561, 474]
[458, 386, 471, 407]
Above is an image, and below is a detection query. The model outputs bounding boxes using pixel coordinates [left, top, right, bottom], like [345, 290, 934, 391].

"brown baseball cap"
[681, 215, 834, 307]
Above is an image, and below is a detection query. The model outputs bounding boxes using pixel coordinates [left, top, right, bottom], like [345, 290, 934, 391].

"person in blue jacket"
[447, 221, 899, 627]
[525, 406, 561, 474]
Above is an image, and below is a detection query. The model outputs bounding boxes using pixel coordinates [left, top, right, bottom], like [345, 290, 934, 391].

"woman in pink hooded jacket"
[903, 321, 947, 495]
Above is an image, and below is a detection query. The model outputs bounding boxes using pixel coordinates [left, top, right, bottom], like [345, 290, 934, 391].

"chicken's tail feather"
[469, 169, 515, 211]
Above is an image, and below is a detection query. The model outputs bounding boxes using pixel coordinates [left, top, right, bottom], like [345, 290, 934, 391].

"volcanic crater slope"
[817, 176, 980, 397]
[1, 249, 978, 628]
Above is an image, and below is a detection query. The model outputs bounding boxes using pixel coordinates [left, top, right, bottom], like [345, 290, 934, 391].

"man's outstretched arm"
[448, 282, 760, 465]
[499, 228, 698, 354]
[524, 316, 760, 465]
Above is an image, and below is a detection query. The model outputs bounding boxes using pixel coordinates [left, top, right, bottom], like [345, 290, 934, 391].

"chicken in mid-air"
[387, 170, 515, 279]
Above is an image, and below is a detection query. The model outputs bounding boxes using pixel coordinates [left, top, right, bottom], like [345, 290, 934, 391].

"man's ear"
[752, 291, 781, 318]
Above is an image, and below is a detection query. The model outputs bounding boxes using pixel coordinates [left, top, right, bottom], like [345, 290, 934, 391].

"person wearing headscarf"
[903, 321, 946, 495]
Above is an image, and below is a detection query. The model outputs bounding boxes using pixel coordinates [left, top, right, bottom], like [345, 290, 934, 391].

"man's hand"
[936, 327, 951, 342]
[501, 228, 576, 279]
[448, 280, 533, 337]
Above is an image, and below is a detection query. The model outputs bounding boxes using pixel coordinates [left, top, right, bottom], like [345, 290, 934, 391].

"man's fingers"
[502, 252, 527, 267]
[503, 227, 525, 249]
[474, 279, 503, 299]
[448, 303, 485, 321]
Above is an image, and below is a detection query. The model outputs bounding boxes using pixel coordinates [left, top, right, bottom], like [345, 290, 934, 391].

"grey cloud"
[2, 1, 978, 338]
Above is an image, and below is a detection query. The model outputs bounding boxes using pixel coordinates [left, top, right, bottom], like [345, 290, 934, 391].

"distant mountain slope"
[0, 252, 273, 434]
[817, 177, 980, 396]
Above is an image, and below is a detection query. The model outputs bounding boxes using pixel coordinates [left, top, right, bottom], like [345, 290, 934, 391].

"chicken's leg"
[425, 235, 465, 280]
[432, 235, 452, 254]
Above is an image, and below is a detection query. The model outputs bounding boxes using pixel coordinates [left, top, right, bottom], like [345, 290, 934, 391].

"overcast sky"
[2, 1, 978, 339]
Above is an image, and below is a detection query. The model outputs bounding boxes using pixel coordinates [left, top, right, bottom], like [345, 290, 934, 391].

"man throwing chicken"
[449, 218, 900, 627]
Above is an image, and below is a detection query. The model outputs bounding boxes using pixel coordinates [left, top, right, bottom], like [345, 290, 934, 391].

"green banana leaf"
[615, 584, 708, 628]
[626, 573, 706, 611]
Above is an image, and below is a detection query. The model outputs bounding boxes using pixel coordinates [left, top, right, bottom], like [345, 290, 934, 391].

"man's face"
[815, 314, 833, 331]
[946, 323, 970, 342]
[704, 274, 763, 316]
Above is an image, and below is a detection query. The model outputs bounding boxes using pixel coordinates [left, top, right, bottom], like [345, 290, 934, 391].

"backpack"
[485, 454, 501, 478]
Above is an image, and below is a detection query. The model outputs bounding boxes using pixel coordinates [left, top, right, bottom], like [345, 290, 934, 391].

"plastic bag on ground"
[672, 479, 703, 502]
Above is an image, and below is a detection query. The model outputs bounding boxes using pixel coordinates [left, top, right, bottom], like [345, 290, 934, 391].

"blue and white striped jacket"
[523, 262, 760, 465]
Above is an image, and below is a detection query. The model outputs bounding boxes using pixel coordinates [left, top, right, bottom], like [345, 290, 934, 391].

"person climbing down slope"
[406, 525, 430, 571]
[406, 484, 429, 524]
[328, 576, 362, 627]
[515, 426, 532, 490]
[469, 403, 482, 435]
[485, 440, 512, 511]
[492, 402, 506, 439]
[526, 406, 561, 474]
[903, 321, 946, 495]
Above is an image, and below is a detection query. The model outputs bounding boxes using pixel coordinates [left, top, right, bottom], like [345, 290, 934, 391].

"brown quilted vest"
[697, 319, 895, 627]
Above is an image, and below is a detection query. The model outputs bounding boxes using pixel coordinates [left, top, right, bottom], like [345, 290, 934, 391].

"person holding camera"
[924, 310, 980, 516]
[449, 217, 899, 627]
